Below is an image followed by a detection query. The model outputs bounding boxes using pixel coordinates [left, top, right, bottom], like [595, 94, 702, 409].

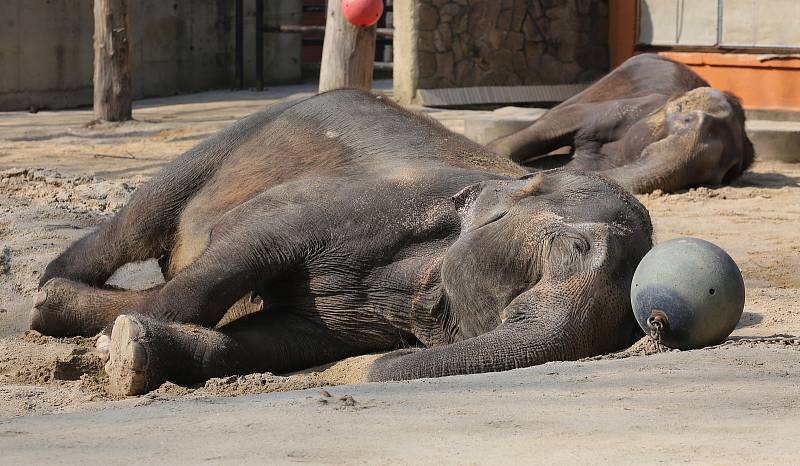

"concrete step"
[426, 106, 543, 143]
[745, 120, 800, 163]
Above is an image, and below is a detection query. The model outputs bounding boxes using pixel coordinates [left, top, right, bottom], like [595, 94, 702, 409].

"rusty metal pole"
[255, 0, 264, 91]
[235, 0, 243, 89]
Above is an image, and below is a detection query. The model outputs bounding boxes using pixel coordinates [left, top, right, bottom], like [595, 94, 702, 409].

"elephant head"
[598, 87, 755, 193]
[369, 169, 653, 380]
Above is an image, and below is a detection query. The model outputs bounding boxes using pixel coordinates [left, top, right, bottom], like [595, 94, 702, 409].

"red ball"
[342, 0, 384, 27]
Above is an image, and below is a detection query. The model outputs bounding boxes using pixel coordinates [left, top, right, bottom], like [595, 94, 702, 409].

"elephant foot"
[30, 278, 106, 337]
[105, 315, 165, 396]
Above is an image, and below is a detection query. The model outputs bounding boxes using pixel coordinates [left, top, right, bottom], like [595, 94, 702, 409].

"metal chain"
[646, 314, 669, 353]
[581, 334, 800, 362]
[710, 335, 800, 349]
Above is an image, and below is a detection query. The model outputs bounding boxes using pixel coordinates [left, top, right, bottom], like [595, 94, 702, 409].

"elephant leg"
[33, 194, 311, 337]
[38, 205, 169, 288]
[487, 104, 591, 165]
[104, 312, 359, 396]
[30, 278, 161, 337]
[37, 98, 311, 288]
[29, 276, 263, 338]
[32, 239, 259, 336]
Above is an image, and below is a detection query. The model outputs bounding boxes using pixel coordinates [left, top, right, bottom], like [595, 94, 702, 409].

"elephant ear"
[452, 176, 545, 232]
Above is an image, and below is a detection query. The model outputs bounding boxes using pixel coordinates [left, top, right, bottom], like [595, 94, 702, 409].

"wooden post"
[319, 1, 376, 93]
[93, 0, 132, 121]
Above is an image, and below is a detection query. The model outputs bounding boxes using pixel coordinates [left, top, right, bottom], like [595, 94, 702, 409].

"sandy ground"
[2, 346, 799, 464]
[1, 88, 799, 462]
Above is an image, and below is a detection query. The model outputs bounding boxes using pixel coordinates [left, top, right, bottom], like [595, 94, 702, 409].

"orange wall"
[608, 0, 800, 110]
[658, 52, 800, 111]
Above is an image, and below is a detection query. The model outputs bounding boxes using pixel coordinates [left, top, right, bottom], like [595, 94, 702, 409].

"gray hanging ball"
[631, 237, 745, 350]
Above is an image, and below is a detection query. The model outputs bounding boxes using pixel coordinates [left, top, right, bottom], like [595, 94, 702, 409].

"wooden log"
[93, 0, 132, 121]
[319, 1, 376, 93]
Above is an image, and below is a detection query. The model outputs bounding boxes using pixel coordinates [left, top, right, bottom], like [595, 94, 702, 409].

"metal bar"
[264, 24, 394, 38]
[637, 44, 800, 54]
[255, 0, 263, 91]
[301, 37, 391, 46]
[300, 3, 388, 14]
[299, 61, 393, 70]
[716, 0, 723, 47]
[267, 25, 326, 34]
[302, 5, 325, 13]
[234, 0, 243, 89]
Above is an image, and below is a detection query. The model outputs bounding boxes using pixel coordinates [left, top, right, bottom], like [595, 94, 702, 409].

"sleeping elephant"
[488, 54, 755, 194]
[31, 90, 653, 395]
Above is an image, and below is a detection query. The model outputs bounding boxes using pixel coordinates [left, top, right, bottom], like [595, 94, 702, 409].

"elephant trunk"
[368, 269, 636, 382]
[367, 321, 571, 381]
[601, 129, 703, 194]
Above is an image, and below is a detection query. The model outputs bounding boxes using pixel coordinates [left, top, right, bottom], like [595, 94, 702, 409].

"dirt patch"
[0, 168, 147, 337]
[0, 333, 110, 418]
[156, 354, 380, 398]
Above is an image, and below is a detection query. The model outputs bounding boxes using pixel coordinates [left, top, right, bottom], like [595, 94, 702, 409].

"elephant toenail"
[29, 307, 41, 323]
[34, 290, 48, 307]
[96, 335, 110, 354]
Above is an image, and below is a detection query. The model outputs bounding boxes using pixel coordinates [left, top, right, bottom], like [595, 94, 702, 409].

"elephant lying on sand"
[31, 90, 652, 395]
[488, 54, 755, 194]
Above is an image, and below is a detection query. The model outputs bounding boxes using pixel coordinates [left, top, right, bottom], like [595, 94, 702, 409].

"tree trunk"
[319, 1, 376, 93]
[93, 0, 132, 121]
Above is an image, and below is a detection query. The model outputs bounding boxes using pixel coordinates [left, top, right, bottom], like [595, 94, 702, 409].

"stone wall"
[394, 0, 609, 104]
[0, 0, 301, 111]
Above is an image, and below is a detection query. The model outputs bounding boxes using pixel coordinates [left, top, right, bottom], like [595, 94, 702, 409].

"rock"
[418, 3, 439, 31]
[0, 246, 10, 274]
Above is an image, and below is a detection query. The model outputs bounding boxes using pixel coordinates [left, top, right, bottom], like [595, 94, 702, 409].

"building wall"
[0, 0, 301, 111]
[608, 0, 800, 110]
[394, 0, 610, 104]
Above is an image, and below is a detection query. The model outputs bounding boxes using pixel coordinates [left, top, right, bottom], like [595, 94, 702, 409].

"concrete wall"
[394, 0, 610, 104]
[0, 0, 301, 111]
[640, 0, 800, 49]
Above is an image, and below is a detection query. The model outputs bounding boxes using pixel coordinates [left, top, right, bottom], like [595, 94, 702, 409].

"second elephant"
[489, 54, 755, 194]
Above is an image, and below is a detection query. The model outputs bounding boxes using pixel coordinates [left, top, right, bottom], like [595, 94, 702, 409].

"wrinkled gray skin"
[489, 54, 755, 194]
[31, 90, 652, 395]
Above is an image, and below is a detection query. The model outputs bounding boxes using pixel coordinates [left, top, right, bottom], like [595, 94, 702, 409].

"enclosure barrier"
[234, 0, 394, 91]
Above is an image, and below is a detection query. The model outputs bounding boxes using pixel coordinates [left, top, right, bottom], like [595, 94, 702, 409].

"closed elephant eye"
[480, 211, 507, 227]
[465, 209, 509, 232]
[547, 232, 591, 275]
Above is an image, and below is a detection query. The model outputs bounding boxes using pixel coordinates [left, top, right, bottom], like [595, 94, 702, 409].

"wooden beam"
[319, 1, 376, 92]
[416, 84, 590, 108]
[93, 0, 132, 121]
